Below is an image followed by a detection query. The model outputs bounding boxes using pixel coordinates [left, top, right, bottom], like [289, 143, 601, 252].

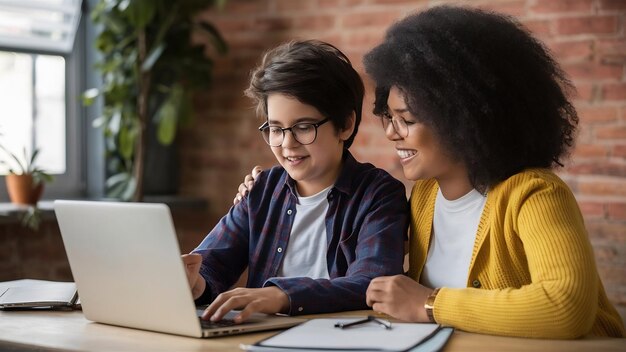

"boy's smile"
[266, 93, 353, 196]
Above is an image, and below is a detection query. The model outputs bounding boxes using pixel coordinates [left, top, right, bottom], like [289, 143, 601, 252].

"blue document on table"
[241, 317, 454, 351]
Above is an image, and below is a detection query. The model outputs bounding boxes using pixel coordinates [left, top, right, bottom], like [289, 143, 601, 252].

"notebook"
[53, 200, 304, 338]
[0, 280, 79, 310]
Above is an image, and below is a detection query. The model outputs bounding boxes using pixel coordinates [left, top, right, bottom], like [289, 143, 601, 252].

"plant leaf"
[109, 110, 122, 135]
[141, 43, 166, 72]
[92, 115, 107, 128]
[82, 88, 100, 106]
[121, 176, 137, 201]
[118, 123, 137, 160]
[28, 148, 40, 173]
[121, 0, 156, 29]
[196, 20, 228, 54]
[156, 100, 178, 145]
[155, 85, 184, 145]
[105, 171, 135, 201]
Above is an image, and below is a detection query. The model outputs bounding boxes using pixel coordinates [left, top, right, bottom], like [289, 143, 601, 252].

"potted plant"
[83, 0, 228, 201]
[0, 145, 53, 206]
[0, 140, 54, 231]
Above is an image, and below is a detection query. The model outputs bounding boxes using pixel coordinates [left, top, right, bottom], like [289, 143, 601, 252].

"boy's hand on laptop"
[181, 253, 206, 299]
[202, 287, 289, 323]
[233, 166, 263, 205]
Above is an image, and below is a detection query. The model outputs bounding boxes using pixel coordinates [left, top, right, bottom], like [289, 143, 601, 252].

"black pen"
[334, 315, 392, 329]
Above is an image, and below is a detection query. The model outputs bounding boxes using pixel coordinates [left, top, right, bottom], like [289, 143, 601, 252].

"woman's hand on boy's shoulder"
[233, 166, 264, 205]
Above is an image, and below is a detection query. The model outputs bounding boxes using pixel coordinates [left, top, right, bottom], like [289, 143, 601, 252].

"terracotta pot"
[5, 174, 44, 205]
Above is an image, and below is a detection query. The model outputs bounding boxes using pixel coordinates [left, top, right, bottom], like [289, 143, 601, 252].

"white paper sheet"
[251, 318, 441, 351]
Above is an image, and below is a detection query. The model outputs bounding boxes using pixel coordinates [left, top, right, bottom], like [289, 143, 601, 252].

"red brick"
[522, 19, 552, 37]
[597, 38, 626, 55]
[556, 16, 618, 35]
[572, 83, 596, 101]
[271, 0, 312, 12]
[203, 17, 254, 32]
[531, 0, 593, 14]
[564, 62, 624, 81]
[585, 220, 626, 241]
[342, 10, 402, 28]
[578, 200, 606, 219]
[223, 0, 267, 14]
[612, 145, 626, 158]
[596, 40, 626, 65]
[599, 0, 626, 10]
[573, 144, 609, 158]
[478, 0, 526, 17]
[602, 83, 626, 101]
[568, 162, 626, 177]
[253, 17, 293, 31]
[315, 34, 343, 47]
[294, 15, 336, 31]
[344, 0, 368, 6]
[597, 265, 626, 287]
[319, 0, 342, 7]
[548, 40, 593, 62]
[608, 203, 626, 220]
[369, 0, 420, 4]
[592, 243, 619, 262]
[577, 105, 619, 123]
[578, 178, 626, 196]
[596, 125, 626, 140]
[345, 31, 385, 48]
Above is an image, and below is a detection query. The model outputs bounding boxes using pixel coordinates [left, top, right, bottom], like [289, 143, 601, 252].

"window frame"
[0, 11, 86, 201]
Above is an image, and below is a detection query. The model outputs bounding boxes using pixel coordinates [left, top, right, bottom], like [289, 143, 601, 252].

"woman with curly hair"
[363, 5, 625, 338]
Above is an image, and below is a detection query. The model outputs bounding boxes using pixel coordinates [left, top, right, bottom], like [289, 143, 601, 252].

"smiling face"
[385, 86, 468, 191]
[266, 93, 353, 196]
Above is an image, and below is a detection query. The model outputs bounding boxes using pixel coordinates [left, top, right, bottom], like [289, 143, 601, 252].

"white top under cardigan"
[421, 188, 487, 288]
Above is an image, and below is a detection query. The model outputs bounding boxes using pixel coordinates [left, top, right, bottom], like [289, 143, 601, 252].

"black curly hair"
[363, 5, 578, 191]
[246, 40, 364, 149]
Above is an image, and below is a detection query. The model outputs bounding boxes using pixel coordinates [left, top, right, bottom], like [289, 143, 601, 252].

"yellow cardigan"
[408, 169, 625, 338]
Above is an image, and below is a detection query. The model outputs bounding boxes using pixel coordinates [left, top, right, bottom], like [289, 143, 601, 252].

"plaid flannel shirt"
[193, 151, 407, 315]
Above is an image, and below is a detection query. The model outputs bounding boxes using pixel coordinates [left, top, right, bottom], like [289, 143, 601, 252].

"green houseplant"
[83, 0, 227, 201]
[0, 139, 54, 230]
[1, 144, 54, 205]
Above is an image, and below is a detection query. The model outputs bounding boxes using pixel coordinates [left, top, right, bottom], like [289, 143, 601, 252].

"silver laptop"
[54, 200, 304, 338]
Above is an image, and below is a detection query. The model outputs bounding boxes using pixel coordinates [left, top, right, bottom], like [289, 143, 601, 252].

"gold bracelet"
[424, 287, 440, 323]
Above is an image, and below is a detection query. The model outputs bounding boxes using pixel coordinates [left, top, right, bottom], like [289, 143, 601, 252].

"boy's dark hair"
[245, 40, 364, 149]
[363, 6, 579, 191]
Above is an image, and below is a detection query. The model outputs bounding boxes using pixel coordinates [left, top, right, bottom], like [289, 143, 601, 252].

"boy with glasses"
[183, 40, 407, 323]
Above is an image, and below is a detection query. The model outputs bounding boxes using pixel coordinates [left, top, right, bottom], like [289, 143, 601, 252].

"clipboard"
[241, 318, 454, 351]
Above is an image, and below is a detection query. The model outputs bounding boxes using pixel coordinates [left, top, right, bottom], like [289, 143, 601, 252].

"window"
[0, 52, 67, 175]
[0, 0, 86, 201]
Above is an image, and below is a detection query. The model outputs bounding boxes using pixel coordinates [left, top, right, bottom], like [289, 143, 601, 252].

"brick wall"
[182, 0, 626, 323]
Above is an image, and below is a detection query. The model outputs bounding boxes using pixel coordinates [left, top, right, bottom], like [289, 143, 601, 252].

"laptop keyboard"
[199, 317, 238, 329]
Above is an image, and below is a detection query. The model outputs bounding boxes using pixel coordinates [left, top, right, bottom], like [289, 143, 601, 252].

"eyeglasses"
[334, 315, 392, 330]
[259, 118, 330, 147]
[379, 113, 409, 138]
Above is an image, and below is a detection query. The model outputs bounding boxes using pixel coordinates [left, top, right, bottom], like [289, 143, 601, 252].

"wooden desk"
[1, 308, 624, 352]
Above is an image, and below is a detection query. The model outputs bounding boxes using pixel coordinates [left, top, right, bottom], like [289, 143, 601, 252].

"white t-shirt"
[277, 186, 332, 279]
[420, 188, 487, 288]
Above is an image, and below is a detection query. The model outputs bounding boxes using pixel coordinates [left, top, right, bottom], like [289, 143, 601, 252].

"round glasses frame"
[258, 118, 331, 147]
[380, 114, 409, 138]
